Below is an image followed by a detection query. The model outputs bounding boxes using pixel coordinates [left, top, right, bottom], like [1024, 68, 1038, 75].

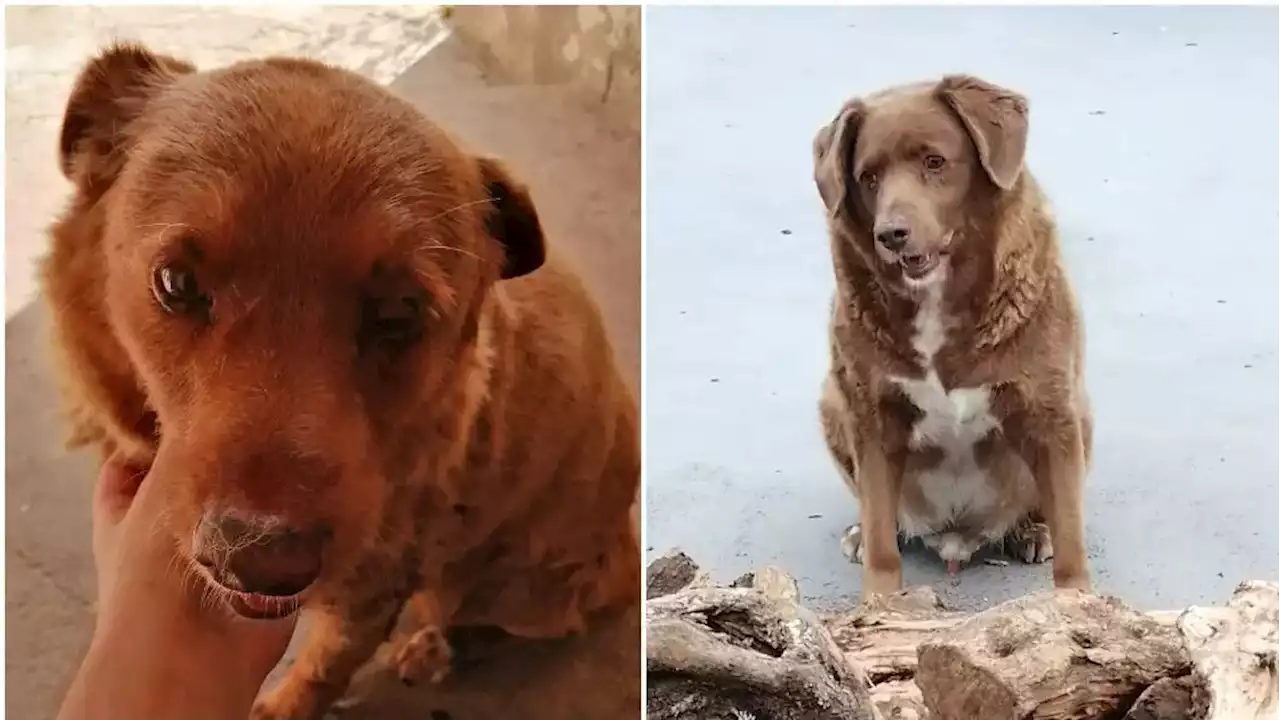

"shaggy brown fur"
[42, 43, 639, 719]
[812, 75, 1092, 599]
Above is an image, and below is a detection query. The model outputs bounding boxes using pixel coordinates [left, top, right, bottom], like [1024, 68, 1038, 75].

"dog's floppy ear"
[936, 75, 1028, 191]
[58, 42, 194, 192]
[476, 157, 546, 280]
[813, 99, 866, 218]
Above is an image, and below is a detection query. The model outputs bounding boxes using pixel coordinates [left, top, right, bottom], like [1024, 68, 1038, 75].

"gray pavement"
[644, 5, 1279, 612]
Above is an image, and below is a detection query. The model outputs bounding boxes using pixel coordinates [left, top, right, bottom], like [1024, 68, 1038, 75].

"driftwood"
[646, 556, 876, 719]
[647, 550, 711, 598]
[1177, 580, 1278, 720]
[646, 550, 1278, 720]
[1124, 676, 1199, 720]
[915, 591, 1189, 719]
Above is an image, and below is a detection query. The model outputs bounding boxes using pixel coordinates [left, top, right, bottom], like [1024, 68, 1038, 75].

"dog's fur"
[812, 75, 1092, 598]
[43, 44, 639, 719]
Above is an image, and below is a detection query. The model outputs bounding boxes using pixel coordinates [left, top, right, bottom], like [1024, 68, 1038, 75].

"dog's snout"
[875, 221, 910, 252]
[195, 511, 326, 597]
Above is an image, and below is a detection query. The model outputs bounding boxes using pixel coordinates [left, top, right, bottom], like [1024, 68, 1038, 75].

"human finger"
[92, 455, 147, 528]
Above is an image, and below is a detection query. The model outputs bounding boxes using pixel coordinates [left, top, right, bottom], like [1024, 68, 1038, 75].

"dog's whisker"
[421, 198, 495, 224]
[416, 244, 485, 263]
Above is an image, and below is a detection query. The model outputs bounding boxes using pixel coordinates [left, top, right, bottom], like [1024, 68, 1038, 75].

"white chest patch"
[890, 274, 1002, 537]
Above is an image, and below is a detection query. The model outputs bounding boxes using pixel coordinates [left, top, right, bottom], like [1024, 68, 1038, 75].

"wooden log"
[825, 587, 964, 718]
[827, 587, 964, 684]
[645, 550, 1276, 720]
[915, 590, 1191, 719]
[1177, 581, 1278, 720]
[645, 561, 877, 719]
[647, 549, 710, 599]
[1123, 675, 1198, 720]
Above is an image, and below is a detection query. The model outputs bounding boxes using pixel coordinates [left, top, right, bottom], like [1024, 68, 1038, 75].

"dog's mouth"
[224, 589, 304, 620]
[193, 564, 306, 620]
[899, 251, 943, 280]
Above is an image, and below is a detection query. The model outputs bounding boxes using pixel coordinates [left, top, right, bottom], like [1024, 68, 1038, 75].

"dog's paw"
[393, 625, 453, 687]
[840, 524, 865, 564]
[1004, 521, 1054, 564]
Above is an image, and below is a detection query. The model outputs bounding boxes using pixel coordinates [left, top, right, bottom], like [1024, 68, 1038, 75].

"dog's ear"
[936, 75, 1028, 191]
[476, 157, 546, 280]
[813, 99, 866, 218]
[58, 42, 195, 192]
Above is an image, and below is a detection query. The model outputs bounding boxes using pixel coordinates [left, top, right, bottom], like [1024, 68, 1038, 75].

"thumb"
[93, 456, 149, 528]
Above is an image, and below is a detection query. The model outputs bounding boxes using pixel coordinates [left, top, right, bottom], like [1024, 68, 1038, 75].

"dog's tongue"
[946, 559, 959, 576]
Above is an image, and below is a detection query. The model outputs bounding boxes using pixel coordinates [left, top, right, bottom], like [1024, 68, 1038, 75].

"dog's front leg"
[390, 589, 454, 686]
[855, 445, 905, 599]
[1018, 413, 1091, 592]
[251, 598, 401, 720]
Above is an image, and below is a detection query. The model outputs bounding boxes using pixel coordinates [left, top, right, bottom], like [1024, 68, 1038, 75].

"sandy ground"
[5, 6, 639, 719]
[644, 5, 1279, 612]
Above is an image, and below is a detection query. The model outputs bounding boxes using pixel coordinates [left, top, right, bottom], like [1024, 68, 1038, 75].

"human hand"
[59, 456, 301, 720]
[90, 454, 297, 685]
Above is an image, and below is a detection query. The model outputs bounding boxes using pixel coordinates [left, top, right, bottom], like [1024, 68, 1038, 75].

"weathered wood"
[915, 591, 1191, 719]
[732, 565, 802, 606]
[824, 586, 963, 718]
[646, 550, 1277, 720]
[646, 561, 876, 719]
[647, 549, 709, 599]
[1178, 580, 1278, 720]
[827, 587, 964, 684]
[1123, 675, 1198, 720]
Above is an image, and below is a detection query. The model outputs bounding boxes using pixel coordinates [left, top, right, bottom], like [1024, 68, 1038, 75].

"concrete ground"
[6, 7, 638, 719]
[645, 6, 1279, 612]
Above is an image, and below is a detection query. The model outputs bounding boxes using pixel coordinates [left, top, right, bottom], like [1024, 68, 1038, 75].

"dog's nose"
[194, 512, 325, 597]
[875, 222, 910, 252]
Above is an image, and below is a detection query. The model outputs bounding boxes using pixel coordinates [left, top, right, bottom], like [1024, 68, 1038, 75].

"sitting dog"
[42, 43, 639, 719]
[812, 75, 1092, 598]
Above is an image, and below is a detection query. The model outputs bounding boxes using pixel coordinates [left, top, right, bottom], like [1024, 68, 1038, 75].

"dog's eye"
[858, 172, 878, 190]
[151, 262, 210, 317]
[360, 294, 424, 353]
[924, 154, 947, 171]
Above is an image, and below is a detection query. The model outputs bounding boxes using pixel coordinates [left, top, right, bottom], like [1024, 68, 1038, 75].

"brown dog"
[812, 75, 1092, 598]
[42, 43, 639, 718]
